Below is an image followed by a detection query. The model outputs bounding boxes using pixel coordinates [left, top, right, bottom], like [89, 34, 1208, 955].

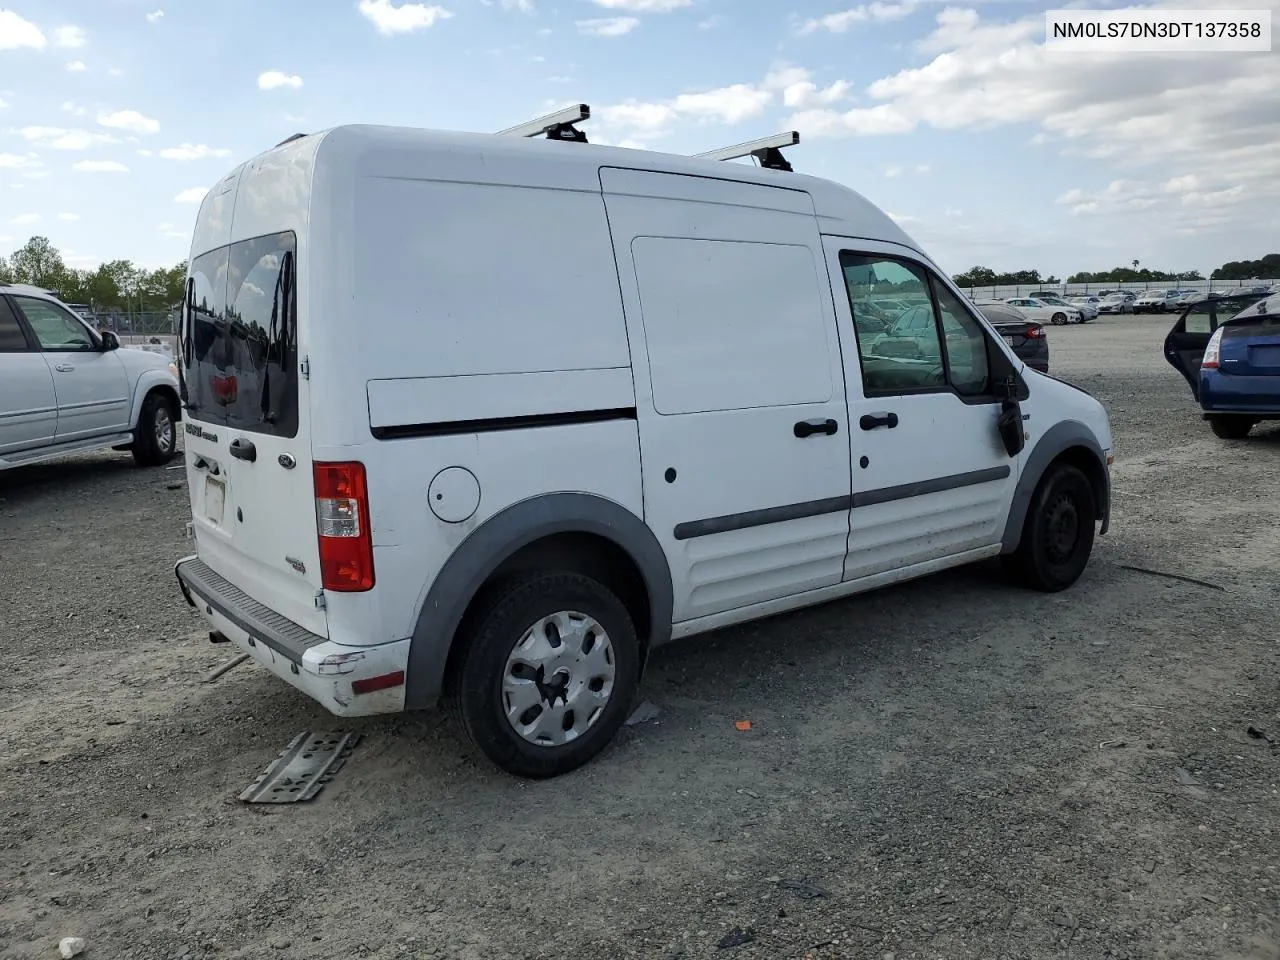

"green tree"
[1212, 254, 1280, 281]
[0, 254, 12, 284]
[8, 236, 67, 288]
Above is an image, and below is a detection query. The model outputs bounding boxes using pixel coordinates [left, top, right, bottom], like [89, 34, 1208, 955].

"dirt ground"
[2, 315, 1278, 960]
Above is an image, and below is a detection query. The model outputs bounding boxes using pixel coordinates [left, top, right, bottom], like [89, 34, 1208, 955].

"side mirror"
[100, 330, 120, 351]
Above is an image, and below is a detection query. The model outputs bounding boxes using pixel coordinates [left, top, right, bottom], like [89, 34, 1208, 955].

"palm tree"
[1132, 259, 1140, 270]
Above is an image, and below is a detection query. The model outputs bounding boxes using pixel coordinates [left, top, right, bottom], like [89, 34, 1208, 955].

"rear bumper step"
[174, 556, 411, 717]
[175, 557, 324, 665]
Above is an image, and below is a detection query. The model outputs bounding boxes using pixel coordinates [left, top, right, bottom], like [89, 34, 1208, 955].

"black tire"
[1002, 462, 1097, 592]
[132, 391, 178, 466]
[1208, 416, 1255, 440]
[447, 571, 640, 779]
[1051, 312, 1067, 325]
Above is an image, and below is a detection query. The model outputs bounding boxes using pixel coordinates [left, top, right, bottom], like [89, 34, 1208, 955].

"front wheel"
[1002, 462, 1097, 592]
[1051, 313, 1067, 325]
[1208, 416, 1256, 440]
[448, 572, 640, 779]
[132, 391, 178, 466]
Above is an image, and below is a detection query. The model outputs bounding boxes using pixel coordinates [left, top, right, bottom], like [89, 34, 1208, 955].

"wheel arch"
[404, 492, 674, 710]
[1001, 419, 1110, 553]
[130, 372, 181, 429]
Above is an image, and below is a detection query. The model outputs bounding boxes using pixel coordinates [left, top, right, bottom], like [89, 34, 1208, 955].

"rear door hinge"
[300, 356, 310, 380]
[314, 590, 326, 610]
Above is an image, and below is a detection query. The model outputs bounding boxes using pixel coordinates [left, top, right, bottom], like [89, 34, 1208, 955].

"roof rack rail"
[695, 131, 799, 172]
[275, 132, 308, 147]
[496, 104, 591, 143]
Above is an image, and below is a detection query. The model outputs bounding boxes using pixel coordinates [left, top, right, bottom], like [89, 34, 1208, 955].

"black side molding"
[672, 466, 1013, 540]
[853, 465, 1011, 508]
[673, 496, 852, 541]
[372, 407, 637, 440]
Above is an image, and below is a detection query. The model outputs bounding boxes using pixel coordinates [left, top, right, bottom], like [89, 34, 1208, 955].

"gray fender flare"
[403, 492, 674, 709]
[1000, 419, 1110, 553]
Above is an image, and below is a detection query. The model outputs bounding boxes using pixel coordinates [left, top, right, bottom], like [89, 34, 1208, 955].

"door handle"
[859, 412, 899, 431]
[54, 363, 75, 373]
[794, 418, 839, 438]
[228, 438, 257, 463]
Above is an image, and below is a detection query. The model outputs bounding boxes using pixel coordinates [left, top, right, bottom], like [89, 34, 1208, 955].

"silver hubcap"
[154, 407, 174, 452]
[502, 611, 616, 747]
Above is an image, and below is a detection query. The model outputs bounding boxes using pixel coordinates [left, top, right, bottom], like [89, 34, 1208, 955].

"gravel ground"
[2, 315, 1279, 960]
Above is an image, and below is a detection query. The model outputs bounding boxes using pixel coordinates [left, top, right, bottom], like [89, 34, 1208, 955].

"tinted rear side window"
[181, 231, 298, 438]
[0, 298, 29, 351]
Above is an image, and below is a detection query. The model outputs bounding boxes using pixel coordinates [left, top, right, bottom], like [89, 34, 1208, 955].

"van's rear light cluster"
[1201, 327, 1225, 370]
[314, 461, 375, 592]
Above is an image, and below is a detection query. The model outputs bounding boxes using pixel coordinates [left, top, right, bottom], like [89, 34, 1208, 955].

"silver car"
[0, 284, 182, 470]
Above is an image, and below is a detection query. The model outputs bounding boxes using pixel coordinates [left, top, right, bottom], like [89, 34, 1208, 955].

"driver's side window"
[13, 297, 95, 351]
[840, 254, 945, 395]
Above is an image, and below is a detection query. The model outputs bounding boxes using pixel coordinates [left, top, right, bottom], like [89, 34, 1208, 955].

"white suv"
[1133, 289, 1181, 313]
[173, 121, 1114, 779]
[0, 284, 181, 470]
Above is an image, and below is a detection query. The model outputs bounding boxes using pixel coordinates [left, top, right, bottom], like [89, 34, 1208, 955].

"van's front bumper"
[174, 556, 409, 717]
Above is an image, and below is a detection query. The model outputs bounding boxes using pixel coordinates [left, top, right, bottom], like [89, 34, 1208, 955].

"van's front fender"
[1001, 419, 1111, 552]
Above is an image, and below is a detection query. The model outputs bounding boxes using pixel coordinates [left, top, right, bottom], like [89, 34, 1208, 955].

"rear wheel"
[1208, 416, 1256, 440]
[447, 571, 640, 779]
[1002, 462, 1097, 592]
[132, 391, 178, 467]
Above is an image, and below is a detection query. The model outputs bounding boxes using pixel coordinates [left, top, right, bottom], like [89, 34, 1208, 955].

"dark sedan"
[975, 300, 1049, 372]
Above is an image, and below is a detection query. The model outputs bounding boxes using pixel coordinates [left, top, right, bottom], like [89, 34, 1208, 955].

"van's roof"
[192, 123, 922, 261]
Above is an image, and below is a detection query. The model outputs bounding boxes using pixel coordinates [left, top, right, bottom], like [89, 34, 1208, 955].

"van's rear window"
[180, 231, 298, 439]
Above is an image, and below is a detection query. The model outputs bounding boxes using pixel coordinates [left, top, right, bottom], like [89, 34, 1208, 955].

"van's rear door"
[181, 230, 327, 636]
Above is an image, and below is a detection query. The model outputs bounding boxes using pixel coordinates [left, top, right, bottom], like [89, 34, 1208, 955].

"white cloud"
[174, 187, 208, 203]
[589, 0, 691, 9]
[10, 213, 40, 225]
[62, 100, 87, 116]
[146, 10, 165, 22]
[54, 25, 87, 48]
[576, 17, 639, 36]
[66, 60, 86, 72]
[0, 10, 45, 49]
[159, 143, 232, 160]
[798, 2, 916, 34]
[98, 109, 160, 134]
[884, 165, 903, 178]
[785, 1, 1280, 246]
[20, 127, 116, 150]
[258, 70, 303, 91]
[108, 67, 124, 76]
[500, 0, 534, 11]
[73, 160, 129, 172]
[597, 66, 834, 142]
[0, 153, 39, 169]
[358, 0, 453, 35]
[915, 164, 930, 173]
[58, 212, 79, 220]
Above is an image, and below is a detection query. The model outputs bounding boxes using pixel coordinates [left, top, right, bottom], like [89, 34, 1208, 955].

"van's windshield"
[180, 231, 299, 438]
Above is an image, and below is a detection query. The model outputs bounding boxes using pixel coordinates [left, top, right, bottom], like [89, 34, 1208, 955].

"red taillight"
[314, 461, 375, 592]
[1201, 327, 1224, 370]
[1025, 325, 1045, 339]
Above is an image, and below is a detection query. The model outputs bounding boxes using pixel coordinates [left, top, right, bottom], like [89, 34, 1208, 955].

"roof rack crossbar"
[496, 104, 591, 143]
[695, 131, 799, 172]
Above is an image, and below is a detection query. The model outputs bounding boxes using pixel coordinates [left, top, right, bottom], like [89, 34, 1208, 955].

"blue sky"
[1, 0, 1276, 278]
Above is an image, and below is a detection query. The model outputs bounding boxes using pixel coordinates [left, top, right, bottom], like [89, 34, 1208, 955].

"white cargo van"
[173, 110, 1113, 779]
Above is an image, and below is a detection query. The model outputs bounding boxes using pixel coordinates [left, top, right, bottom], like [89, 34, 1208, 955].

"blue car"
[1164, 291, 1280, 438]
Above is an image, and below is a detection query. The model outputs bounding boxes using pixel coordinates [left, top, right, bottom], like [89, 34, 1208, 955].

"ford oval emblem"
[278, 453, 297, 470]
